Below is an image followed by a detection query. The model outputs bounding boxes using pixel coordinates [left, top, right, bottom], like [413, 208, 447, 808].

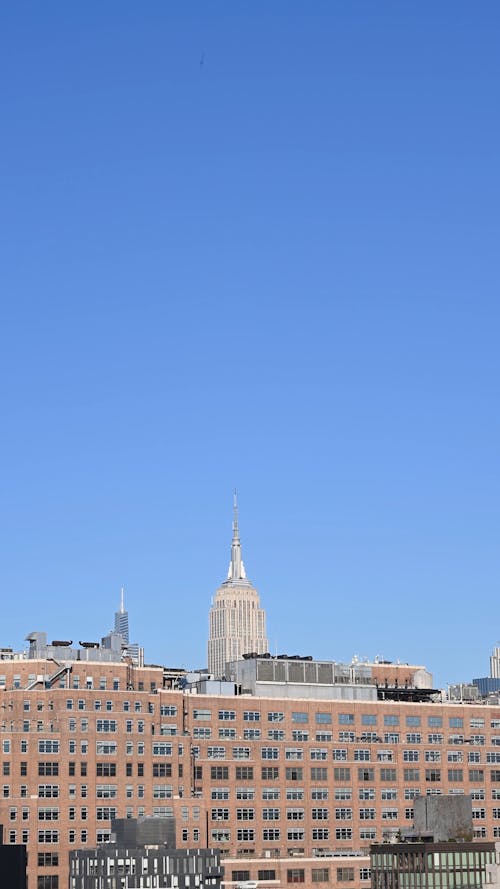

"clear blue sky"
[1, 3, 499, 688]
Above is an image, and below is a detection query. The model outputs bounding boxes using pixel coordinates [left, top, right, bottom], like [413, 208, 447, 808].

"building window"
[382, 808, 398, 820]
[262, 747, 279, 760]
[210, 767, 229, 780]
[96, 807, 117, 821]
[96, 764, 116, 777]
[96, 720, 117, 733]
[360, 827, 376, 840]
[232, 871, 250, 882]
[38, 740, 60, 754]
[243, 728, 261, 740]
[293, 730, 309, 742]
[153, 763, 172, 778]
[339, 732, 355, 744]
[236, 808, 255, 821]
[268, 729, 285, 741]
[287, 869, 305, 883]
[262, 767, 279, 780]
[211, 828, 230, 842]
[96, 785, 118, 799]
[312, 827, 329, 839]
[263, 788, 280, 801]
[286, 749, 304, 761]
[38, 763, 59, 777]
[359, 808, 376, 820]
[236, 828, 254, 841]
[286, 808, 305, 821]
[38, 830, 59, 843]
[233, 747, 251, 760]
[335, 827, 353, 840]
[406, 733, 422, 744]
[334, 808, 350, 820]
[213, 727, 231, 740]
[312, 868, 330, 882]
[354, 749, 371, 762]
[207, 747, 226, 760]
[38, 808, 59, 821]
[337, 868, 355, 882]
[262, 807, 280, 820]
[287, 828, 305, 841]
[263, 828, 280, 841]
[425, 751, 441, 762]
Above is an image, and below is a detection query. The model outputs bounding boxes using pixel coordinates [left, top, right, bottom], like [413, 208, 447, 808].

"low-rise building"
[69, 817, 222, 889]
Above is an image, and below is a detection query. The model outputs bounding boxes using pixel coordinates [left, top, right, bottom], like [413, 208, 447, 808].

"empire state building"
[208, 497, 268, 679]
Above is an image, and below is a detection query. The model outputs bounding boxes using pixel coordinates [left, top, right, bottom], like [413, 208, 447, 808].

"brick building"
[0, 640, 499, 889]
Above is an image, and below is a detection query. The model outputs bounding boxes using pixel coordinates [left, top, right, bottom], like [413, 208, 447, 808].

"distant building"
[371, 841, 500, 889]
[490, 646, 500, 679]
[114, 586, 129, 644]
[208, 496, 268, 678]
[371, 797, 497, 889]
[110, 586, 144, 666]
[470, 644, 500, 701]
[69, 817, 222, 889]
[474, 676, 500, 698]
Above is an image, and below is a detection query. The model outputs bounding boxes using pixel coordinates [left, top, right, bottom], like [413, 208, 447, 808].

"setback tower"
[208, 495, 268, 678]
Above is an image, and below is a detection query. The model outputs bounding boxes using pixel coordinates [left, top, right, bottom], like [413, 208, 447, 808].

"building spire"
[232, 490, 239, 538]
[120, 586, 125, 614]
[228, 490, 247, 581]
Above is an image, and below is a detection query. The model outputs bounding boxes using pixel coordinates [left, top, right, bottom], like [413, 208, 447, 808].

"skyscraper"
[208, 495, 268, 678]
[114, 586, 129, 644]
